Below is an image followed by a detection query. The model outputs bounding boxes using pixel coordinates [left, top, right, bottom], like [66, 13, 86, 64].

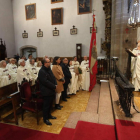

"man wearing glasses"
[38, 58, 57, 125]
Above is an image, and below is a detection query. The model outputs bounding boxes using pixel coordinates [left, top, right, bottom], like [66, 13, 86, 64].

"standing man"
[61, 58, 72, 101]
[38, 58, 57, 125]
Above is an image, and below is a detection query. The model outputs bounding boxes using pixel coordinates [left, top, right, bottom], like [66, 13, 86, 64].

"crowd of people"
[0, 54, 90, 125]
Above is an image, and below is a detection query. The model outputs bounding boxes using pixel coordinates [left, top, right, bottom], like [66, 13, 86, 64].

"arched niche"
[20, 45, 38, 59]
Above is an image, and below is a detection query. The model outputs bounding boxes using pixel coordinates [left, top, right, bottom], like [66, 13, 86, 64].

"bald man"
[38, 58, 57, 125]
[81, 56, 90, 91]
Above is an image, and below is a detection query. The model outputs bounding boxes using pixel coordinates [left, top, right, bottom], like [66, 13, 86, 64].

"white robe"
[131, 48, 140, 91]
[67, 66, 78, 94]
[36, 67, 41, 73]
[0, 68, 12, 87]
[27, 64, 38, 85]
[6, 63, 11, 69]
[81, 60, 90, 91]
[9, 64, 17, 83]
[26, 59, 30, 67]
[17, 66, 33, 85]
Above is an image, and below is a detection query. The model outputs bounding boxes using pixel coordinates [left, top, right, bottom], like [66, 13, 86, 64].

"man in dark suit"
[61, 58, 72, 101]
[38, 58, 57, 125]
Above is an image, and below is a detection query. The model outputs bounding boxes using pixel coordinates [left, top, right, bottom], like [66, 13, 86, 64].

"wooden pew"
[0, 82, 20, 125]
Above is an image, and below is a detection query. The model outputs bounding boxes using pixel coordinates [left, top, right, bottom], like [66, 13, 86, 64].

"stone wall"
[111, 0, 137, 73]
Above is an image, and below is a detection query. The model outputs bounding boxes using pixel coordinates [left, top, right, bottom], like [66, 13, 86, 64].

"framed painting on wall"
[51, 0, 63, 4]
[25, 3, 36, 20]
[51, 8, 63, 25]
[77, 0, 92, 15]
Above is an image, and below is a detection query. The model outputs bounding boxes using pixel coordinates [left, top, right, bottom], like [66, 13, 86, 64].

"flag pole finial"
[92, 9, 96, 15]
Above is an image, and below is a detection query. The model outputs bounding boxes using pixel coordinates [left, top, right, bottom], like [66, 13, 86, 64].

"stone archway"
[20, 45, 38, 59]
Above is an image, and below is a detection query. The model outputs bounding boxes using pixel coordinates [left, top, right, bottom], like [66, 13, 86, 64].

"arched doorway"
[20, 45, 38, 59]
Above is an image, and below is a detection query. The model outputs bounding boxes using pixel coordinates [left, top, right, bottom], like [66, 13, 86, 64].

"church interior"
[1, 0, 140, 140]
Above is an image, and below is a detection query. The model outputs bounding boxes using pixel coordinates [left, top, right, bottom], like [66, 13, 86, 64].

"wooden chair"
[19, 79, 43, 125]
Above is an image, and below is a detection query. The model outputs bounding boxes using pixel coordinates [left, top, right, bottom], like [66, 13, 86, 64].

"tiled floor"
[10, 91, 91, 134]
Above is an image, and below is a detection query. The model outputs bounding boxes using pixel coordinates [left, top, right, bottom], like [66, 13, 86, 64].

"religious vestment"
[0, 68, 12, 87]
[131, 48, 140, 91]
[81, 60, 90, 91]
[36, 67, 41, 73]
[67, 66, 78, 94]
[17, 66, 33, 85]
[9, 64, 17, 83]
[26, 59, 30, 67]
[6, 63, 11, 69]
[27, 64, 38, 85]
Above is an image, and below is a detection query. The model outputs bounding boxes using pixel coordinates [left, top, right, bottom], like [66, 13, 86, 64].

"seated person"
[9, 58, 17, 83]
[27, 59, 38, 85]
[36, 61, 42, 73]
[0, 60, 11, 87]
[26, 54, 32, 67]
[81, 56, 90, 91]
[131, 42, 140, 91]
[17, 59, 33, 85]
[35, 58, 39, 67]
[6, 59, 11, 69]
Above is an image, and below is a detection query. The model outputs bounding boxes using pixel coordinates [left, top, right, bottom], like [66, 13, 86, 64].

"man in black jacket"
[38, 58, 57, 125]
[61, 58, 72, 101]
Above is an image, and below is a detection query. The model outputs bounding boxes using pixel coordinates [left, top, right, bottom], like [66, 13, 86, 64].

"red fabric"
[22, 98, 43, 112]
[73, 121, 116, 140]
[89, 15, 98, 91]
[57, 127, 75, 140]
[116, 119, 140, 140]
[21, 82, 32, 101]
[0, 123, 58, 140]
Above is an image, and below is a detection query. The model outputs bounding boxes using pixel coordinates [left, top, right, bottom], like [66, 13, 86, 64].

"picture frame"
[51, 0, 63, 4]
[51, 8, 63, 25]
[53, 28, 59, 36]
[37, 29, 43, 37]
[90, 27, 97, 33]
[77, 0, 92, 15]
[25, 3, 36, 20]
[22, 33, 28, 38]
[70, 28, 77, 35]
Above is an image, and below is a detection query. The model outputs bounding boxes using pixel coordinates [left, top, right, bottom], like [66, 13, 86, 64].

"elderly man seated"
[9, 58, 17, 83]
[27, 58, 38, 85]
[81, 56, 90, 91]
[0, 60, 12, 87]
[17, 59, 33, 85]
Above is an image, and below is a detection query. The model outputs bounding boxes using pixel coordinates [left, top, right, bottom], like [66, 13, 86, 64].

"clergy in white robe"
[9, 58, 17, 83]
[6, 59, 11, 69]
[0, 60, 12, 87]
[81, 56, 90, 91]
[27, 59, 38, 85]
[26, 54, 32, 67]
[17, 59, 33, 85]
[131, 43, 140, 91]
[71, 56, 81, 91]
[36, 61, 42, 73]
[67, 61, 78, 95]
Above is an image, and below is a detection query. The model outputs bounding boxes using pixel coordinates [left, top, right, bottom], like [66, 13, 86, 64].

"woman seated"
[36, 61, 42, 73]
